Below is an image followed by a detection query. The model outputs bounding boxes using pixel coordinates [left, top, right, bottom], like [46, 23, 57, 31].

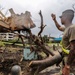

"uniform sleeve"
[60, 26, 65, 31]
[62, 27, 70, 48]
[69, 26, 75, 42]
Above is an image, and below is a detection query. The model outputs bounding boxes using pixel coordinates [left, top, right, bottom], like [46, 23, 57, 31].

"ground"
[39, 65, 60, 75]
[0, 43, 62, 75]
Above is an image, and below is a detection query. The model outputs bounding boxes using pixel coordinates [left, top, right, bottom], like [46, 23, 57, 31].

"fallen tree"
[24, 11, 64, 75]
[27, 30, 63, 75]
[11, 10, 63, 75]
[29, 54, 63, 75]
[0, 8, 64, 75]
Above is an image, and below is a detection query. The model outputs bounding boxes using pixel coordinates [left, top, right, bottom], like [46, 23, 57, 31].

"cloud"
[0, 0, 75, 37]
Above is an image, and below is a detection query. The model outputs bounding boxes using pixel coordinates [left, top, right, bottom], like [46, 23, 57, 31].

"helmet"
[11, 65, 21, 75]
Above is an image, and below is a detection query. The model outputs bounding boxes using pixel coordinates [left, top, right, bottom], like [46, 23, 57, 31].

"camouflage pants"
[60, 56, 75, 75]
[70, 66, 75, 75]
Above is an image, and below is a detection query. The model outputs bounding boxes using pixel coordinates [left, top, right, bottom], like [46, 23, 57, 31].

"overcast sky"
[0, 0, 75, 37]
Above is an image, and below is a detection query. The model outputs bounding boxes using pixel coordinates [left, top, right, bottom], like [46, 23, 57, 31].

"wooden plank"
[0, 11, 6, 19]
[0, 20, 10, 29]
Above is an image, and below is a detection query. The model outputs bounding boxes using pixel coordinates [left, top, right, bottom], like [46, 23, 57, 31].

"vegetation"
[0, 41, 5, 47]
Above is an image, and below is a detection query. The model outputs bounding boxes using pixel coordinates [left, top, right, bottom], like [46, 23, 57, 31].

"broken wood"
[29, 52, 63, 74]
[0, 9, 63, 75]
[29, 33, 55, 56]
[29, 53, 62, 67]
[9, 8, 35, 30]
[38, 10, 46, 36]
[26, 10, 64, 75]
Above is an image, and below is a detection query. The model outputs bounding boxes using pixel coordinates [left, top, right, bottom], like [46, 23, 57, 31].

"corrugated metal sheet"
[54, 37, 62, 41]
[23, 47, 37, 60]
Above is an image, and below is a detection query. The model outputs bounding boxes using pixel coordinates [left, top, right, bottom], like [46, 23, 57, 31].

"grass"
[2, 41, 30, 48]
[1, 41, 23, 47]
[48, 42, 59, 46]
[0, 41, 5, 46]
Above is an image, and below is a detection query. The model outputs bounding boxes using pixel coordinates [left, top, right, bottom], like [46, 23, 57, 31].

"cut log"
[29, 53, 63, 73]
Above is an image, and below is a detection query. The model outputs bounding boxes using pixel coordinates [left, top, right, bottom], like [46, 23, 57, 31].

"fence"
[0, 33, 14, 41]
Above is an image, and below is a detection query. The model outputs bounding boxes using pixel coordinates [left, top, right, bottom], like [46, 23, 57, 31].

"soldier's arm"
[51, 14, 65, 31]
[67, 40, 75, 65]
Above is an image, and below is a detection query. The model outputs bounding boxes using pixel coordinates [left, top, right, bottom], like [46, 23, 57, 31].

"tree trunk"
[29, 53, 63, 73]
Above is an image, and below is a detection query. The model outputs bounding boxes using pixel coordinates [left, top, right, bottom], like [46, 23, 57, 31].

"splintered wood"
[0, 8, 35, 32]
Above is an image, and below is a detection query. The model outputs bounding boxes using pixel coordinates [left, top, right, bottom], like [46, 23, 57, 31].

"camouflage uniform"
[62, 24, 75, 75]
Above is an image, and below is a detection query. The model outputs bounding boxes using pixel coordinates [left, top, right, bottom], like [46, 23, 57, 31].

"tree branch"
[38, 10, 46, 36]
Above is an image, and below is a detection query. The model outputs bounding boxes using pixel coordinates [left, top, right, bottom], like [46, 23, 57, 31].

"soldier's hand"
[62, 65, 70, 75]
[51, 14, 56, 21]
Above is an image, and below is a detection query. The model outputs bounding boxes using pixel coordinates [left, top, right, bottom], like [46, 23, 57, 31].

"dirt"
[0, 45, 61, 75]
[39, 66, 60, 75]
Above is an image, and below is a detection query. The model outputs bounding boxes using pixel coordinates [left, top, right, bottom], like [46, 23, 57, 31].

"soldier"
[51, 9, 75, 75]
[11, 65, 21, 75]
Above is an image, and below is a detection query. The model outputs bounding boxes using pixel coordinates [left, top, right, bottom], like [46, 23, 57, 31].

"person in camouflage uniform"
[51, 9, 75, 75]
